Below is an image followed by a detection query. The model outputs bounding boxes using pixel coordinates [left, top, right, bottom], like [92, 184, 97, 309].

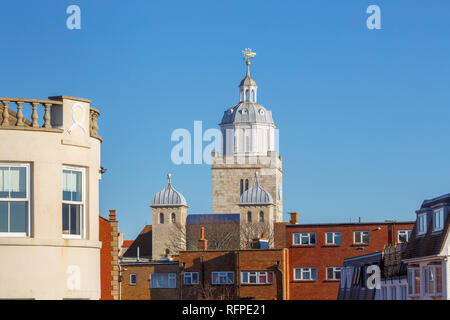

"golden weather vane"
[242, 48, 256, 64]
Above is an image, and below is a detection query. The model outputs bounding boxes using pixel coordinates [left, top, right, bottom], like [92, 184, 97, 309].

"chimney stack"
[198, 227, 208, 251]
[109, 209, 116, 221]
[251, 233, 269, 249]
[289, 212, 298, 224]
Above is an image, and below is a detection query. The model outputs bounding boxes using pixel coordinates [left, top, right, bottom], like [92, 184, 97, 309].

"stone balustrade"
[0, 97, 101, 141]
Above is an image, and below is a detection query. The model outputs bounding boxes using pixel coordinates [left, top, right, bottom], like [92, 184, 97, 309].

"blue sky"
[1, 1, 450, 240]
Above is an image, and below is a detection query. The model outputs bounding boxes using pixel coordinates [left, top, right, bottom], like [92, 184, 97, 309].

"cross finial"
[167, 173, 172, 185]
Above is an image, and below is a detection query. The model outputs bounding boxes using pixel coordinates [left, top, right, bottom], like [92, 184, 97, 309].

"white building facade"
[0, 96, 103, 299]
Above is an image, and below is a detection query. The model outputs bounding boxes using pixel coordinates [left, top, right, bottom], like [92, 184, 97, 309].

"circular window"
[259, 109, 265, 115]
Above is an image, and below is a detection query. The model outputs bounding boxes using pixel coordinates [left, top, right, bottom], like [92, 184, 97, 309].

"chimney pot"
[109, 209, 116, 221]
[289, 212, 298, 224]
[198, 227, 207, 251]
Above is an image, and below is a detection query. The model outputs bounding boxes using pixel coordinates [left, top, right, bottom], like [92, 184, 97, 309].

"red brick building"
[120, 261, 180, 300]
[178, 231, 289, 300]
[275, 213, 414, 300]
[99, 210, 120, 300]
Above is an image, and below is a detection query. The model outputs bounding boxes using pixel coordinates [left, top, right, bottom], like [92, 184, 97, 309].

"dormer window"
[417, 213, 427, 235]
[433, 209, 444, 231]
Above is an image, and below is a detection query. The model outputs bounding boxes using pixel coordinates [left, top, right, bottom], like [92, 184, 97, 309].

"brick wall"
[283, 222, 414, 300]
[179, 249, 288, 300]
[99, 216, 113, 300]
[120, 263, 179, 300]
[99, 210, 120, 300]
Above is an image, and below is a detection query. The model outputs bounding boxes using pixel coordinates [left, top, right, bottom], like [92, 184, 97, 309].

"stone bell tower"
[151, 174, 188, 259]
[212, 50, 283, 223]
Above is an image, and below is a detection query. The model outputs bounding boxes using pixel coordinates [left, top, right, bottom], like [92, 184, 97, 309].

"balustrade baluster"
[31, 102, 39, 128]
[1, 101, 10, 126]
[16, 101, 24, 126]
[43, 103, 51, 128]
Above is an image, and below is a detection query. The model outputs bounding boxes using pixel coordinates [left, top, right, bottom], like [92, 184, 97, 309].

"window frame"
[293, 232, 316, 246]
[325, 232, 342, 245]
[433, 209, 444, 231]
[130, 273, 137, 286]
[417, 213, 427, 235]
[398, 230, 412, 243]
[62, 166, 86, 239]
[0, 163, 31, 237]
[211, 271, 234, 285]
[423, 265, 443, 296]
[183, 272, 199, 285]
[150, 273, 177, 289]
[407, 268, 421, 296]
[326, 267, 341, 281]
[293, 267, 318, 281]
[353, 231, 370, 245]
[241, 271, 274, 285]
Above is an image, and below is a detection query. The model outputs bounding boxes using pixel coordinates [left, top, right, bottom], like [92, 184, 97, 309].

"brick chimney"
[109, 209, 116, 221]
[251, 233, 269, 249]
[289, 212, 298, 224]
[198, 227, 207, 251]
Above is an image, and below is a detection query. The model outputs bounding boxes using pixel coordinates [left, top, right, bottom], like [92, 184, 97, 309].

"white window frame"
[183, 272, 199, 285]
[130, 273, 137, 285]
[433, 209, 444, 231]
[62, 166, 86, 239]
[407, 268, 420, 296]
[0, 163, 31, 237]
[417, 213, 427, 235]
[293, 232, 316, 245]
[241, 271, 274, 285]
[326, 267, 341, 281]
[293, 267, 318, 281]
[353, 231, 370, 245]
[423, 265, 443, 296]
[325, 232, 342, 245]
[398, 230, 412, 243]
[150, 273, 177, 289]
[211, 271, 234, 285]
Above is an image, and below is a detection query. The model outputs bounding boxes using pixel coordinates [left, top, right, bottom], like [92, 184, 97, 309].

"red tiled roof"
[122, 240, 134, 248]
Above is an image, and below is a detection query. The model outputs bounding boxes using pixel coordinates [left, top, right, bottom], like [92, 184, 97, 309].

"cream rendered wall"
[0, 96, 102, 299]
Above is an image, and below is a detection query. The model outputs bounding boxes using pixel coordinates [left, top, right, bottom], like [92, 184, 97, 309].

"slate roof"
[403, 193, 450, 260]
[186, 213, 240, 224]
[122, 225, 152, 259]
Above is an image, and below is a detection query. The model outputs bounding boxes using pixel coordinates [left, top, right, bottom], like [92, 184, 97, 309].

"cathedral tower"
[212, 51, 283, 222]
